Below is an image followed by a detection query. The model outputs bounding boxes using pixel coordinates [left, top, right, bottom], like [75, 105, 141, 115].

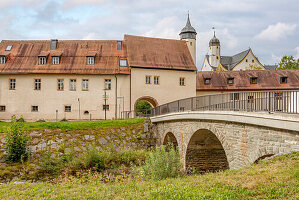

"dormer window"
[87, 56, 95, 65]
[280, 77, 288, 84]
[0, 56, 6, 64]
[119, 59, 127, 67]
[38, 57, 47, 65]
[250, 77, 258, 84]
[204, 78, 211, 85]
[227, 78, 234, 84]
[52, 56, 60, 65]
[5, 45, 12, 51]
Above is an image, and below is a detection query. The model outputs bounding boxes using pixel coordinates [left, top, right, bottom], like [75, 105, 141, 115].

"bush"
[60, 118, 68, 122]
[36, 119, 46, 122]
[68, 147, 104, 173]
[141, 144, 182, 180]
[4, 116, 29, 162]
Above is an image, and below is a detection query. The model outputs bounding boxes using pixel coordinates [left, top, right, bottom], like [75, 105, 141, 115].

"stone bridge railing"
[149, 90, 299, 117]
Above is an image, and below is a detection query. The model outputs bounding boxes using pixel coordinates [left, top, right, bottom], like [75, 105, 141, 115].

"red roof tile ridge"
[124, 34, 183, 42]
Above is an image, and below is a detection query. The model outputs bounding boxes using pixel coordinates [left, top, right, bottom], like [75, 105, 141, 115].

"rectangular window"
[86, 56, 95, 65]
[0, 56, 6, 64]
[230, 93, 240, 101]
[34, 79, 41, 90]
[103, 105, 109, 111]
[52, 56, 60, 65]
[105, 79, 111, 90]
[64, 105, 71, 112]
[204, 78, 211, 85]
[275, 92, 283, 100]
[117, 41, 122, 50]
[38, 57, 47, 65]
[145, 76, 151, 84]
[280, 77, 288, 84]
[0, 106, 6, 112]
[70, 79, 76, 91]
[247, 95, 254, 103]
[154, 76, 159, 85]
[9, 79, 16, 90]
[227, 78, 234, 84]
[57, 79, 64, 91]
[31, 106, 38, 112]
[250, 77, 258, 84]
[119, 59, 127, 67]
[82, 79, 89, 91]
[179, 77, 185, 86]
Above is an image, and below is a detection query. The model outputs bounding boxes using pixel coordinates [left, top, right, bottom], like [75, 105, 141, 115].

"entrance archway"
[163, 132, 178, 149]
[134, 96, 158, 117]
[186, 129, 229, 173]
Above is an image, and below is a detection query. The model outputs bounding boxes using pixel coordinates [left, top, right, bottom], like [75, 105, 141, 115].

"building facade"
[201, 32, 265, 71]
[0, 32, 197, 121]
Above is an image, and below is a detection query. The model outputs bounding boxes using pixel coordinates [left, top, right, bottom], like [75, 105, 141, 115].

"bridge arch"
[163, 132, 178, 149]
[185, 128, 229, 173]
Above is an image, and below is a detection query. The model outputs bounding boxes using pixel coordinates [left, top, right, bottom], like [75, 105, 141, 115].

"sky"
[0, 0, 298, 70]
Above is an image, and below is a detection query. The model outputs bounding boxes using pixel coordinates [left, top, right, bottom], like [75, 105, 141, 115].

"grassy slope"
[0, 118, 144, 132]
[0, 152, 298, 200]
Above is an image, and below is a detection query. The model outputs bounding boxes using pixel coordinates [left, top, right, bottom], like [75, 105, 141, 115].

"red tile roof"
[0, 35, 196, 74]
[125, 35, 196, 71]
[197, 70, 299, 91]
[0, 40, 129, 74]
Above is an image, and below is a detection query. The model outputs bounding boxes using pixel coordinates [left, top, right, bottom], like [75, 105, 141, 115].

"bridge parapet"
[150, 90, 299, 117]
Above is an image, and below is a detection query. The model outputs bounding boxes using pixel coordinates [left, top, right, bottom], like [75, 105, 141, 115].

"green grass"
[0, 118, 144, 132]
[0, 152, 297, 200]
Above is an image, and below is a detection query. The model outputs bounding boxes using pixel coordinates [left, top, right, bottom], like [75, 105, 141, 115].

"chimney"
[50, 39, 58, 50]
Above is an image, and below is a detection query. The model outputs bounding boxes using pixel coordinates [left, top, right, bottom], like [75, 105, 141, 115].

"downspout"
[115, 75, 118, 119]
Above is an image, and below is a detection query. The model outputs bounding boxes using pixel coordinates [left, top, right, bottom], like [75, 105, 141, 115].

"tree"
[135, 100, 153, 115]
[277, 56, 299, 69]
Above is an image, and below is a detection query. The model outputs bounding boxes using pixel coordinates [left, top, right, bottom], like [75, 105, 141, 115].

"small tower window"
[245, 59, 248, 62]
[190, 42, 192, 46]
[280, 77, 288, 84]
[179, 77, 185, 86]
[216, 56, 219, 60]
[252, 60, 255, 63]
[204, 78, 211, 85]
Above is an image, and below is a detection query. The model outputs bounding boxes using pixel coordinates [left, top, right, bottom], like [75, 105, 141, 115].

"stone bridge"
[151, 111, 299, 171]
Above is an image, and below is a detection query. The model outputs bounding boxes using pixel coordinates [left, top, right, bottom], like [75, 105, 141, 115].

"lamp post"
[78, 98, 81, 120]
[103, 89, 109, 120]
[117, 96, 124, 119]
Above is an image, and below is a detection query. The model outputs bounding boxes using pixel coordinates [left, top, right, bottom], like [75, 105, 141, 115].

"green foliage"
[278, 55, 299, 69]
[39, 147, 74, 176]
[142, 144, 182, 180]
[60, 118, 68, 122]
[0, 118, 144, 132]
[4, 116, 29, 162]
[135, 100, 153, 115]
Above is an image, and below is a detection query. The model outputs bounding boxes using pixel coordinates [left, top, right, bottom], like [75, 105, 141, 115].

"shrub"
[36, 119, 46, 122]
[141, 144, 182, 180]
[60, 118, 68, 122]
[4, 116, 29, 162]
[68, 147, 104, 173]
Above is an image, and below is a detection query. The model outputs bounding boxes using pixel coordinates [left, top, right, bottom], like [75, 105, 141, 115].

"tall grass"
[141, 144, 182, 180]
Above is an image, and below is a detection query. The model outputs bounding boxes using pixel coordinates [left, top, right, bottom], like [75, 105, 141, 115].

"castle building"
[201, 32, 265, 71]
[0, 18, 197, 121]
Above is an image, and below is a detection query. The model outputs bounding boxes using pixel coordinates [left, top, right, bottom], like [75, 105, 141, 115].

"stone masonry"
[153, 119, 299, 170]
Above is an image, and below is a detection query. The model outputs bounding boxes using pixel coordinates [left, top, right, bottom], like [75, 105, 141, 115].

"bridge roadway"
[150, 111, 299, 171]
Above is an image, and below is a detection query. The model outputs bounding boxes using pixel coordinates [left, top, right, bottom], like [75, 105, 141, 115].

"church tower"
[179, 13, 197, 65]
[209, 30, 221, 68]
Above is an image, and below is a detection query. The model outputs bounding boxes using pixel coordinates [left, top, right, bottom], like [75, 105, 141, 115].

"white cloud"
[255, 22, 297, 41]
[62, 0, 107, 9]
[295, 47, 299, 59]
[144, 17, 180, 39]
